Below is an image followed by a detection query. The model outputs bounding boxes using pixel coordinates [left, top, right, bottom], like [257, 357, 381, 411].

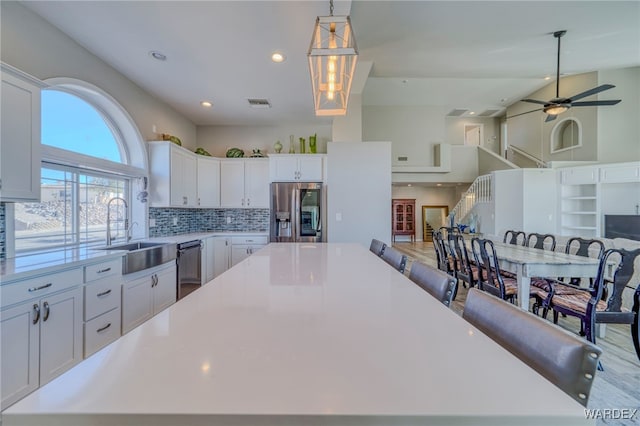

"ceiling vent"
[447, 109, 468, 117]
[478, 109, 501, 117]
[247, 98, 271, 108]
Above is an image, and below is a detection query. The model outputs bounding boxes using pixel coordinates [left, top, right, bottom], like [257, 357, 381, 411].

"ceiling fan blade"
[521, 99, 547, 105]
[570, 84, 615, 101]
[545, 114, 558, 122]
[506, 108, 543, 119]
[571, 100, 622, 107]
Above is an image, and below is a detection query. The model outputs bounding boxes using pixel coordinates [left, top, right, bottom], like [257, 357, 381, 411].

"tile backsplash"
[0, 203, 5, 259]
[149, 208, 269, 237]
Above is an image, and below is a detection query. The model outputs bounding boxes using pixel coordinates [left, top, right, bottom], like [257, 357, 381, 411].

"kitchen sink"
[95, 241, 177, 274]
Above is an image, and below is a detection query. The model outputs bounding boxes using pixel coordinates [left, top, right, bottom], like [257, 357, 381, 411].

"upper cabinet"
[1, 65, 42, 202]
[560, 167, 598, 185]
[220, 159, 269, 208]
[196, 156, 220, 207]
[270, 154, 324, 182]
[148, 142, 197, 207]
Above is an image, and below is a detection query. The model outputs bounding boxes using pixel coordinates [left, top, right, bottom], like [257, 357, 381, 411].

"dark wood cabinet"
[392, 199, 415, 242]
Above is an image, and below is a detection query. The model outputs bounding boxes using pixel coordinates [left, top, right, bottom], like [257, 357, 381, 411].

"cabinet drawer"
[85, 279, 121, 321]
[84, 258, 122, 282]
[561, 168, 597, 184]
[1, 268, 83, 308]
[84, 308, 121, 358]
[600, 165, 640, 183]
[231, 235, 268, 245]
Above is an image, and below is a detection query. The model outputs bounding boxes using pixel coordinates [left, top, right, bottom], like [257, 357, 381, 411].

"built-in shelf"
[562, 196, 597, 200]
[559, 182, 599, 238]
[562, 226, 598, 230]
[561, 211, 598, 215]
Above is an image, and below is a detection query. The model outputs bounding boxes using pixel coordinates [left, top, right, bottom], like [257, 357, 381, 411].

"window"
[13, 86, 140, 253]
[551, 118, 582, 153]
[15, 166, 128, 252]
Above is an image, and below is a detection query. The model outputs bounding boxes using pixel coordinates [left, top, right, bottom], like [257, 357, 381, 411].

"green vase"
[309, 134, 317, 153]
[299, 137, 306, 154]
[274, 140, 283, 153]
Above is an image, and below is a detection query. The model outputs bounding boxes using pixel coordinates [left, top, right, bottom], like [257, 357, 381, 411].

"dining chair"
[451, 234, 478, 289]
[503, 230, 526, 246]
[408, 261, 457, 307]
[525, 233, 556, 251]
[548, 247, 640, 362]
[470, 237, 518, 304]
[369, 239, 386, 257]
[432, 230, 453, 275]
[462, 288, 602, 406]
[380, 246, 408, 273]
[531, 236, 606, 317]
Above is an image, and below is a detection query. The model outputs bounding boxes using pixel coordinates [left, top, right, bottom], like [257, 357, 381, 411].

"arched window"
[13, 81, 147, 253]
[42, 90, 124, 162]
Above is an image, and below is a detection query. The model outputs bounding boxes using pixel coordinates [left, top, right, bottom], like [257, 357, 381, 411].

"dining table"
[3, 243, 592, 425]
[478, 240, 601, 310]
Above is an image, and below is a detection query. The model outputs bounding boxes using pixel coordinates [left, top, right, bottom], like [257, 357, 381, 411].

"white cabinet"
[230, 235, 268, 267]
[560, 167, 598, 185]
[558, 183, 600, 238]
[599, 162, 640, 183]
[148, 141, 197, 207]
[220, 159, 269, 208]
[201, 236, 219, 283]
[211, 237, 232, 277]
[83, 258, 123, 358]
[1, 66, 42, 202]
[270, 154, 324, 182]
[196, 156, 220, 207]
[1, 285, 83, 409]
[122, 261, 176, 334]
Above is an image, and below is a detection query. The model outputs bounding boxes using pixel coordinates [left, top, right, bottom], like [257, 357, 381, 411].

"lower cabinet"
[122, 262, 177, 334]
[1, 286, 83, 409]
[230, 236, 267, 267]
[211, 237, 231, 277]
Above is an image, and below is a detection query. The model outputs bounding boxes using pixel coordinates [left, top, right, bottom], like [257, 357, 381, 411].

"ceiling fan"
[509, 30, 621, 122]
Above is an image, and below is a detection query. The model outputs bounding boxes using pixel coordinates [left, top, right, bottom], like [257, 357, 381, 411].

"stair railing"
[451, 174, 492, 223]
[507, 145, 547, 168]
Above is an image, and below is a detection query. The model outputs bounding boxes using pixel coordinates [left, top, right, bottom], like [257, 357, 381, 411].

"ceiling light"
[271, 52, 285, 63]
[407, 184, 412, 187]
[544, 76, 552, 80]
[469, 111, 475, 115]
[308, 0, 358, 116]
[436, 183, 442, 187]
[543, 104, 569, 115]
[149, 50, 167, 61]
[201, 101, 212, 108]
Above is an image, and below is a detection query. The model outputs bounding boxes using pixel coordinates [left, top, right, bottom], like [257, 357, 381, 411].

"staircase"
[451, 174, 492, 224]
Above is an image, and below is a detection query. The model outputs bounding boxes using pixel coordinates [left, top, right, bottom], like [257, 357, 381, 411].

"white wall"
[1, 2, 196, 149]
[326, 142, 392, 247]
[597, 67, 640, 163]
[196, 124, 332, 157]
[522, 169, 557, 234]
[332, 94, 363, 142]
[363, 106, 449, 167]
[493, 170, 524, 236]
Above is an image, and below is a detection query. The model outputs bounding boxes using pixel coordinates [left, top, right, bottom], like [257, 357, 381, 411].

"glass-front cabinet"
[392, 199, 416, 242]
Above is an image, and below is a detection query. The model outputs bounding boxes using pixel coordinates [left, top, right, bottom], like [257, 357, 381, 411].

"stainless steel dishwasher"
[177, 239, 202, 300]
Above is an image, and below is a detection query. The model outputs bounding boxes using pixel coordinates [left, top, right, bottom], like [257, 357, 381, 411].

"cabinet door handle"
[97, 289, 112, 298]
[96, 323, 112, 333]
[97, 267, 112, 274]
[198, 198, 201, 206]
[247, 198, 251, 206]
[43, 301, 50, 322]
[241, 198, 245, 206]
[32, 304, 40, 324]
[28, 283, 52, 293]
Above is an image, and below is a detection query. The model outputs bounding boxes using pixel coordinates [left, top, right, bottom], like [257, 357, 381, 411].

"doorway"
[422, 205, 449, 242]
[464, 124, 483, 146]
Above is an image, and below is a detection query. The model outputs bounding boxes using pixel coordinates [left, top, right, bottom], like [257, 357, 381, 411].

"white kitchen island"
[3, 243, 592, 425]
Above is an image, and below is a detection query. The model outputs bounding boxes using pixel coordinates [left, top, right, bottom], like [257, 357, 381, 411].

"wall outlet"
[226, 216, 232, 224]
[173, 217, 178, 226]
[149, 218, 156, 227]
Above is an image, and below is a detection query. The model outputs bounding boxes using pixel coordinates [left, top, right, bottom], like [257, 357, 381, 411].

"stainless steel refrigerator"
[270, 182, 325, 243]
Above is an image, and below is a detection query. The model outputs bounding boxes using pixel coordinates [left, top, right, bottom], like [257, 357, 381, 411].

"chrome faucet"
[106, 197, 129, 246]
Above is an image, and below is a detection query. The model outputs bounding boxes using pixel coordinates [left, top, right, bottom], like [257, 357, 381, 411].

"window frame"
[550, 117, 583, 154]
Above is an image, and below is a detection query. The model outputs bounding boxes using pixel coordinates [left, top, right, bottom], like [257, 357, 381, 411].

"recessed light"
[407, 184, 412, 187]
[469, 111, 475, 115]
[271, 52, 285, 63]
[436, 183, 442, 187]
[201, 101, 212, 108]
[149, 50, 167, 61]
[544, 76, 552, 80]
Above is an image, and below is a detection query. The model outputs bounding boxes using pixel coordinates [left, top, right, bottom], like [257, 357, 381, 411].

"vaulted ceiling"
[23, 1, 640, 126]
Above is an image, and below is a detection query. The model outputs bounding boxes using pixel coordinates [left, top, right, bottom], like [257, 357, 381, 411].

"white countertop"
[0, 232, 268, 282]
[3, 243, 591, 426]
[0, 247, 125, 283]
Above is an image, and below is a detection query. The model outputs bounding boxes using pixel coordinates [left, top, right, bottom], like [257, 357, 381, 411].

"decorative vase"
[274, 140, 283, 153]
[299, 137, 306, 154]
[309, 133, 317, 153]
[289, 135, 295, 153]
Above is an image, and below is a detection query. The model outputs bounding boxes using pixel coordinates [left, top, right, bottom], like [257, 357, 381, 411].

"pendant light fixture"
[308, 0, 358, 116]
